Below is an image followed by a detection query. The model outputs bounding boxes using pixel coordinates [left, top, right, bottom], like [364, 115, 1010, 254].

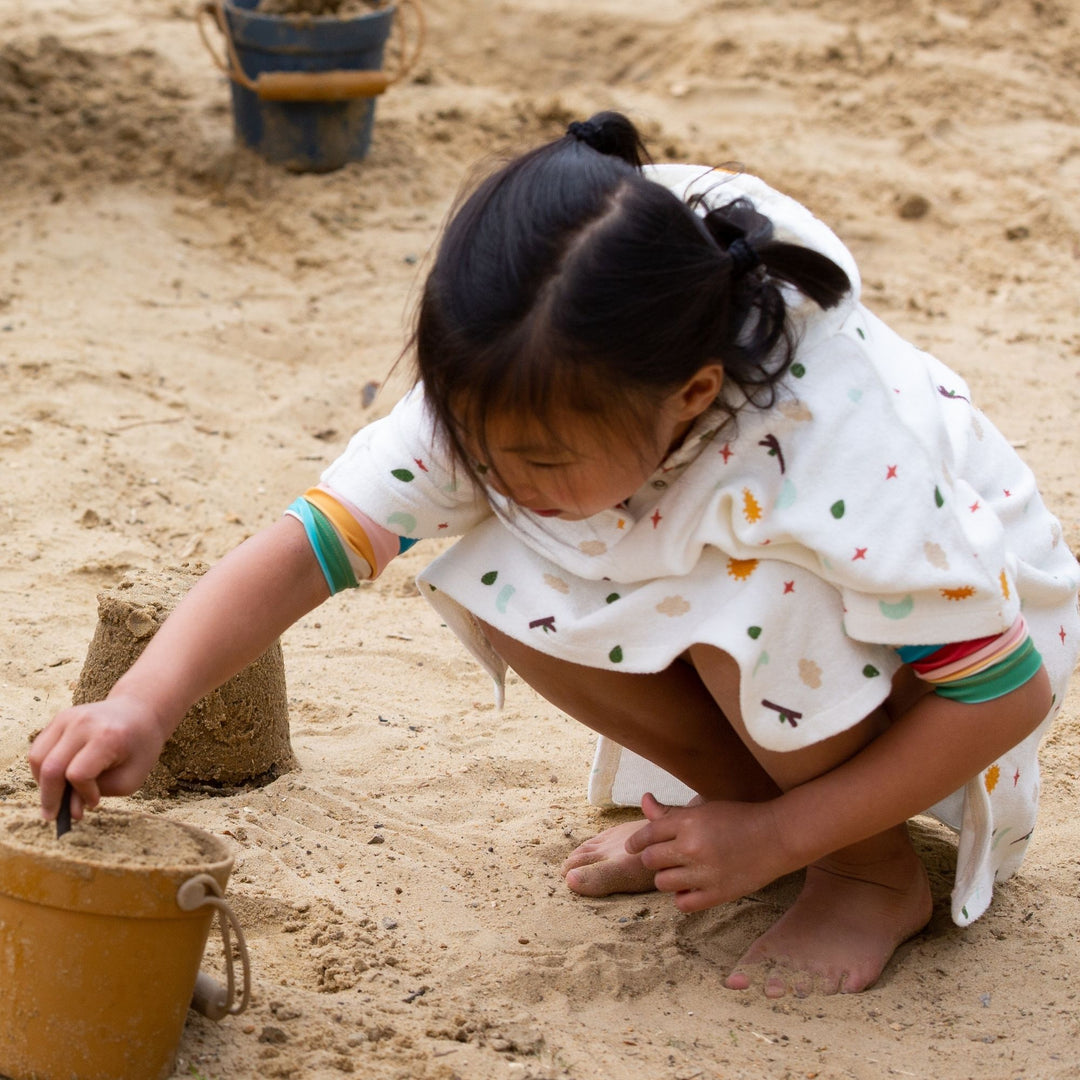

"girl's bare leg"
[686, 644, 932, 995]
[477, 623, 779, 896]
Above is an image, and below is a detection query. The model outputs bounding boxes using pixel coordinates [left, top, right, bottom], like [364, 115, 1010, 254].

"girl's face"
[466, 367, 723, 521]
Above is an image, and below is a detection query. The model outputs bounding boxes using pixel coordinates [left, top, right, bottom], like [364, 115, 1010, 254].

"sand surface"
[1, 0, 1079, 1077]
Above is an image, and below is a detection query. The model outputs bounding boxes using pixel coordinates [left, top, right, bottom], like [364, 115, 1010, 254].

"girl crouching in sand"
[31, 112, 1079, 997]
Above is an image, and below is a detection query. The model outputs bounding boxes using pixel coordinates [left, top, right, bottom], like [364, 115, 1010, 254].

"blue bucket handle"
[197, 0, 426, 102]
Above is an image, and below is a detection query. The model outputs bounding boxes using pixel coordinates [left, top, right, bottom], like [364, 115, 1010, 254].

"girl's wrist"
[768, 784, 848, 872]
[104, 680, 186, 744]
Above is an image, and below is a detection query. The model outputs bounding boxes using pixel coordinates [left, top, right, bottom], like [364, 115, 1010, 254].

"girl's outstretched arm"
[29, 515, 330, 822]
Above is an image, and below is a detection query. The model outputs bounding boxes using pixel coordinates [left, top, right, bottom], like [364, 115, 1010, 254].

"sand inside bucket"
[256, 0, 381, 16]
[0, 804, 221, 870]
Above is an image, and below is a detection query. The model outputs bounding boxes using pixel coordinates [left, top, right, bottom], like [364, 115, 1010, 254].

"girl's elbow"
[1021, 663, 1054, 733]
[997, 663, 1055, 745]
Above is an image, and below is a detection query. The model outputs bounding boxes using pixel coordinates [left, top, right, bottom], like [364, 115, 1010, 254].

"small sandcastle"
[73, 562, 296, 795]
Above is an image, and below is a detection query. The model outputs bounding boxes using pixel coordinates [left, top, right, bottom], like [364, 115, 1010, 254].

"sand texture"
[255, 0, 382, 17]
[1, 0, 1079, 1077]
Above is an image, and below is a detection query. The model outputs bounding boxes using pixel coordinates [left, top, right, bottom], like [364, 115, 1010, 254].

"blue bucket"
[213, 0, 398, 172]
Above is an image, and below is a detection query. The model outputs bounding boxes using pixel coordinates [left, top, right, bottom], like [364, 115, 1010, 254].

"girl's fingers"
[65, 738, 135, 816]
[35, 723, 111, 820]
[35, 747, 78, 821]
[63, 774, 100, 822]
[641, 792, 671, 820]
[27, 720, 65, 783]
[652, 870, 719, 912]
[37, 776, 67, 821]
[672, 888, 714, 913]
[67, 784, 89, 823]
[636, 839, 688, 873]
[624, 795, 679, 854]
[652, 865, 699, 896]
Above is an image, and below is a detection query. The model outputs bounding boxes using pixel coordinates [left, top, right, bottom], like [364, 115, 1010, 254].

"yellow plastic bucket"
[0, 804, 249, 1080]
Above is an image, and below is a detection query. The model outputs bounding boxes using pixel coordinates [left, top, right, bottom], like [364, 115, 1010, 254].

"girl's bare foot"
[562, 820, 658, 896]
[724, 826, 932, 997]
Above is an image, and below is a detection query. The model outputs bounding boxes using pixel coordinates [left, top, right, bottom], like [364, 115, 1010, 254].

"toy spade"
[56, 781, 73, 839]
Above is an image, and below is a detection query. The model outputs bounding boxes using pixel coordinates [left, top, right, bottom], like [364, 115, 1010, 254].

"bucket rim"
[220, 0, 398, 60]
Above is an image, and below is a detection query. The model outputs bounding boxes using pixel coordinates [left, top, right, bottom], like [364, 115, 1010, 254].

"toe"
[560, 846, 602, 875]
[837, 967, 876, 994]
[565, 858, 655, 897]
[564, 865, 607, 896]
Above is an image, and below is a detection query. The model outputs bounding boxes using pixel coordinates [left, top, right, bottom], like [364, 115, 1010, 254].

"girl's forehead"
[483, 411, 578, 450]
[475, 405, 612, 456]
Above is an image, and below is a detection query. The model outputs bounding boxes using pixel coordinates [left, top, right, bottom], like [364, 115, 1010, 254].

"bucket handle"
[196, 0, 426, 102]
[177, 873, 252, 1021]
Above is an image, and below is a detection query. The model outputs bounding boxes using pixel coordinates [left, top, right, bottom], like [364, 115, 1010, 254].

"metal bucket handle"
[176, 873, 252, 1021]
[196, 0, 426, 102]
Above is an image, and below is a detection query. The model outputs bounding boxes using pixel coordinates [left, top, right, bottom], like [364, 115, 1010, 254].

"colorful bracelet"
[287, 497, 359, 596]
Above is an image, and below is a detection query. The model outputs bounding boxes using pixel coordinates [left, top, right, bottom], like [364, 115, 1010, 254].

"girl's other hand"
[627, 791, 790, 911]
[28, 695, 170, 823]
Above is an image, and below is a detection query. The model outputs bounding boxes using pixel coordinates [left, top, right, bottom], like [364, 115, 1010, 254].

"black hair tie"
[728, 237, 761, 278]
[566, 119, 602, 147]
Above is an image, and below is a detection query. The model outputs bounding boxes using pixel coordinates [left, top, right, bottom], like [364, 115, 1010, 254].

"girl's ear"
[672, 364, 724, 421]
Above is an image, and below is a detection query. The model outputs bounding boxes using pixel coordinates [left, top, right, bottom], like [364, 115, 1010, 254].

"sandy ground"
[2, 0, 1080, 1077]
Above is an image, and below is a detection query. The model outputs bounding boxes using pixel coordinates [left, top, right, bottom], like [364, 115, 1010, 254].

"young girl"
[31, 112, 1079, 998]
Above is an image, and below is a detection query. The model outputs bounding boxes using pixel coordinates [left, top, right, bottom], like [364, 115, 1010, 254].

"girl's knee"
[686, 643, 741, 710]
[688, 641, 890, 791]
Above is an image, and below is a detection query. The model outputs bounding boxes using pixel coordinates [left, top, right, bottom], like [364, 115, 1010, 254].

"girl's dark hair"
[414, 110, 850, 479]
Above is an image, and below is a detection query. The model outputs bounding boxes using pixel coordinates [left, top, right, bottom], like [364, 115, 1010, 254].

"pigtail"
[754, 240, 851, 310]
[676, 194, 852, 405]
[696, 195, 851, 311]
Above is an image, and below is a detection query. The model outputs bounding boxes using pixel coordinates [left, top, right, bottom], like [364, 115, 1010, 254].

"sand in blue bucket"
[223, 0, 396, 172]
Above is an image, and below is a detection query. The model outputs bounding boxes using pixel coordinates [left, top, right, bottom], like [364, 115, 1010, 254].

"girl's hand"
[625, 792, 792, 912]
[29, 695, 171, 822]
